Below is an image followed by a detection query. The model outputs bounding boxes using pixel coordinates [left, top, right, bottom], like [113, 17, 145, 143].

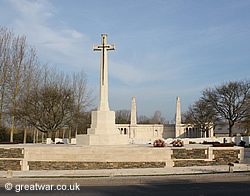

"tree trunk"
[52, 131, 56, 143]
[229, 121, 234, 137]
[0, 86, 6, 127]
[68, 127, 71, 142]
[33, 128, 36, 143]
[75, 127, 78, 138]
[62, 127, 65, 140]
[23, 119, 27, 144]
[10, 116, 15, 142]
[205, 127, 209, 138]
[36, 129, 39, 143]
[42, 132, 44, 144]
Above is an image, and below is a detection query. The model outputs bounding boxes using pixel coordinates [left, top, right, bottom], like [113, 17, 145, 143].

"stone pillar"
[175, 96, 182, 138]
[175, 96, 181, 125]
[130, 96, 137, 125]
[209, 125, 214, 137]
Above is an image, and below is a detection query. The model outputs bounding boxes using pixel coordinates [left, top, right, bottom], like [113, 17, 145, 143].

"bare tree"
[72, 71, 93, 137]
[242, 105, 250, 132]
[0, 27, 12, 126]
[7, 34, 28, 142]
[137, 115, 150, 124]
[183, 99, 218, 136]
[115, 110, 130, 124]
[150, 110, 165, 124]
[74, 111, 91, 134]
[17, 81, 74, 141]
[16, 66, 93, 141]
[137, 111, 165, 124]
[1, 26, 94, 142]
[202, 80, 249, 136]
[137, 111, 165, 125]
[18, 48, 38, 143]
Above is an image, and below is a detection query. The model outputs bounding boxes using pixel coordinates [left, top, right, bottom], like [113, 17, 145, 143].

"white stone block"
[88, 111, 119, 134]
[165, 138, 174, 144]
[71, 138, 76, 144]
[225, 137, 232, 143]
[46, 138, 52, 144]
[55, 138, 63, 144]
[183, 139, 189, 145]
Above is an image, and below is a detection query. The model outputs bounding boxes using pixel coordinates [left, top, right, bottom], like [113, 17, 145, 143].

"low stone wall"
[28, 161, 166, 170]
[0, 160, 22, 171]
[172, 148, 241, 167]
[0, 148, 24, 171]
[0, 145, 244, 171]
[171, 149, 208, 159]
[0, 148, 24, 158]
[213, 149, 240, 165]
[173, 160, 214, 167]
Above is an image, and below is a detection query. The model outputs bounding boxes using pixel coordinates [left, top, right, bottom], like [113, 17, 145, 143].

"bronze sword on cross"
[93, 34, 115, 85]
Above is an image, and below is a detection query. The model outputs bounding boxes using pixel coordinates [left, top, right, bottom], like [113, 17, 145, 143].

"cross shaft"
[93, 34, 115, 111]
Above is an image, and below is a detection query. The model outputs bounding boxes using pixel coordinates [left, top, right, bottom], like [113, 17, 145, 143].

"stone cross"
[93, 34, 115, 111]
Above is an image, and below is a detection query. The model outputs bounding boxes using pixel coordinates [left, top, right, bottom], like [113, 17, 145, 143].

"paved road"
[0, 173, 250, 196]
[1, 182, 249, 196]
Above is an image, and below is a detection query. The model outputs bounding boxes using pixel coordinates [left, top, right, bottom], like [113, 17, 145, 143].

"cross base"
[76, 134, 129, 145]
[76, 110, 129, 145]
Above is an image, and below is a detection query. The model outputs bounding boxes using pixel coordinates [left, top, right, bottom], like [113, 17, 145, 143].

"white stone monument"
[77, 34, 129, 145]
[130, 96, 137, 126]
[175, 96, 183, 137]
[175, 96, 181, 125]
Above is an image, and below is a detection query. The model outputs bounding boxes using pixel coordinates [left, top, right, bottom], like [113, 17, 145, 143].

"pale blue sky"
[1, 0, 250, 121]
